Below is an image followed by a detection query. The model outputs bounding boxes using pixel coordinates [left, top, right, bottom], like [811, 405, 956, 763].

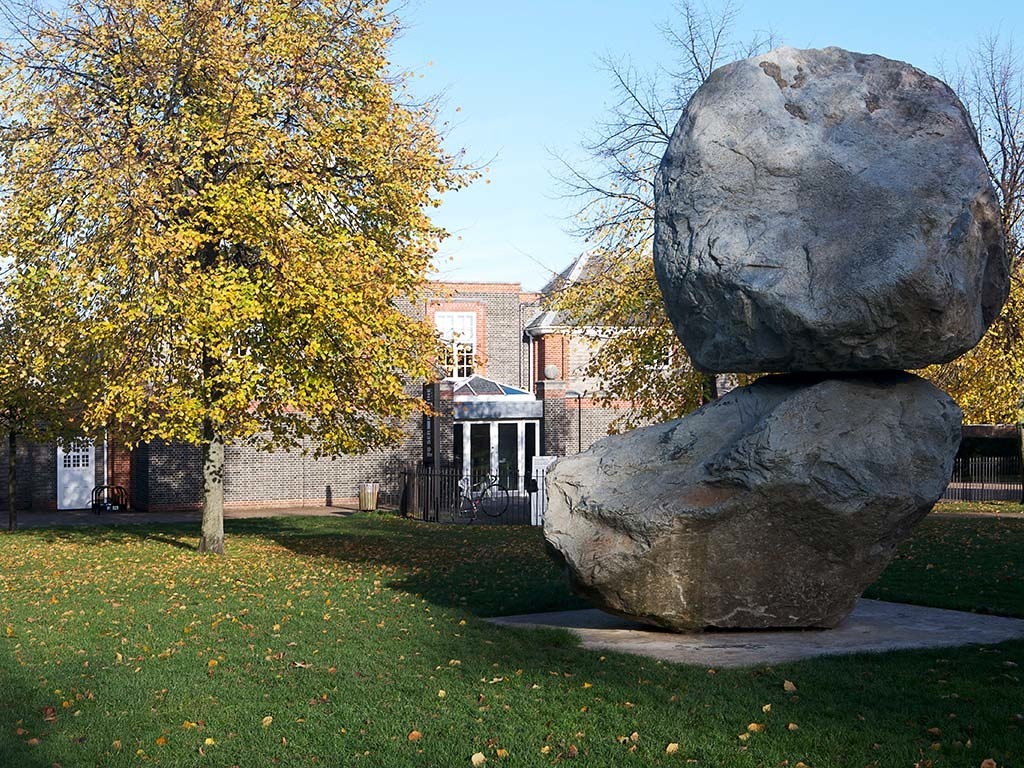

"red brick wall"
[108, 439, 132, 501]
[535, 333, 569, 382]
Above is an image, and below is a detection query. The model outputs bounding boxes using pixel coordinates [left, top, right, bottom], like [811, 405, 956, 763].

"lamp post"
[566, 390, 583, 454]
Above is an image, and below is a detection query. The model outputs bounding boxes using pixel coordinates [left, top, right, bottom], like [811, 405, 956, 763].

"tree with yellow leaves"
[923, 35, 1024, 425]
[0, 266, 104, 531]
[0, 0, 468, 551]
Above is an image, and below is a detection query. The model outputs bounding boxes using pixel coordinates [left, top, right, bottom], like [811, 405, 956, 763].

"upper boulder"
[654, 46, 1008, 373]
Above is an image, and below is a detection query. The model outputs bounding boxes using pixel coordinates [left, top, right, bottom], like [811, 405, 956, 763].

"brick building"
[1, 276, 631, 513]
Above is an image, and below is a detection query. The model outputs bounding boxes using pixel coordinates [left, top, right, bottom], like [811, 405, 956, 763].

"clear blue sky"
[390, 0, 1024, 291]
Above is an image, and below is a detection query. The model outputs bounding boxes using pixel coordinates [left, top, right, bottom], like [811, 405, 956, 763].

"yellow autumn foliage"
[0, 0, 469, 454]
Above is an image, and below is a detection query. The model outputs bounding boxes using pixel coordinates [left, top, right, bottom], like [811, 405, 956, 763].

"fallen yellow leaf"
[204, 737, 216, 746]
[471, 752, 486, 766]
[408, 730, 422, 742]
[747, 723, 765, 733]
[783, 680, 797, 692]
[438, 690, 446, 698]
[788, 722, 799, 731]
[496, 748, 509, 758]
[762, 703, 771, 713]
[155, 736, 167, 746]
[666, 742, 680, 754]
[261, 716, 273, 728]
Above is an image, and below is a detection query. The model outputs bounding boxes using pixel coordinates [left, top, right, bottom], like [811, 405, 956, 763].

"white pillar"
[516, 422, 526, 493]
[489, 422, 499, 479]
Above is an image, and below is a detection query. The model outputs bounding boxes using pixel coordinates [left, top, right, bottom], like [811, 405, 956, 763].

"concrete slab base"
[489, 599, 1024, 667]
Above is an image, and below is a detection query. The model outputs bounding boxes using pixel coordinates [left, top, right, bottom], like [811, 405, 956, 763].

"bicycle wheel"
[480, 482, 510, 517]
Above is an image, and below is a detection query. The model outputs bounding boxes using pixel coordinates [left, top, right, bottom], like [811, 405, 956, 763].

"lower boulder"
[543, 372, 961, 630]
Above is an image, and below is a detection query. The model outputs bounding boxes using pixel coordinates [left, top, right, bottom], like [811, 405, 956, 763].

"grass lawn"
[1, 511, 1022, 767]
[933, 500, 1024, 516]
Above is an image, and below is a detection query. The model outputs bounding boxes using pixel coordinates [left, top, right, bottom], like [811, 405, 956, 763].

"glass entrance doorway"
[453, 421, 539, 492]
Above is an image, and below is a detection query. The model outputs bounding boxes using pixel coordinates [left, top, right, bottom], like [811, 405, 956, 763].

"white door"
[57, 442, 94, 510]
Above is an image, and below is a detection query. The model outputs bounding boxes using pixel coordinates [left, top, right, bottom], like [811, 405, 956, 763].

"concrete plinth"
[489, 599, 1024, 667]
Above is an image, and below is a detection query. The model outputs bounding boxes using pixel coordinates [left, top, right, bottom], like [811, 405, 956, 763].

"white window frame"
[435, 311, 478, 378]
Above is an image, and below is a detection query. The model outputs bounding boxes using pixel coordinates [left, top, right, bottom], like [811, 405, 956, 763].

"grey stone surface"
[490, 599, 1024, 668]
[543, 372, 962, 631]
[653, 46, 1008, 373]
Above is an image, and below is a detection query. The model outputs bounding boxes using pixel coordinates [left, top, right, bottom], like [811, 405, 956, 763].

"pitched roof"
[451, 376, 533, 399]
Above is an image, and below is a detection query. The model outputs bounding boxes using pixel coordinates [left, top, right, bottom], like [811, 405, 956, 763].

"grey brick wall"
[30, 442, 58, 511]
[578, 404, 628, 452]
[0, 438, 109, 512]
[132, 442, 150, 510]
[537, 381, 570, 457]
[220, 408, 425, 507]
[142, 440, 203, 510]
[474, 291, 533, 388]
[0, 435, 36, 512]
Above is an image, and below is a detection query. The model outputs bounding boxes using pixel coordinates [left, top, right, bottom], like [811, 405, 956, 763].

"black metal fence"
[377, 454, 1024, 519]
[378, 464, 546, 525]
[942, 455, 1024, 502]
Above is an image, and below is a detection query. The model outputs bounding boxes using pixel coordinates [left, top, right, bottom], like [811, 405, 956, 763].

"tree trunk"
[198, 416, 225, 554]
[7, 430, 16, 532]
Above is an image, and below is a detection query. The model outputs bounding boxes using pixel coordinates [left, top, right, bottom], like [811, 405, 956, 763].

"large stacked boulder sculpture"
[653, 46, 1007, 373]
[544, 46, 1009, 630]
[544, 373, 961, 630]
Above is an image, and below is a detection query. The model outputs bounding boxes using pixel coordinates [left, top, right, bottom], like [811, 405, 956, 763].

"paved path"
[489, 599, 1024, 667]
[11, 503, 365, 529]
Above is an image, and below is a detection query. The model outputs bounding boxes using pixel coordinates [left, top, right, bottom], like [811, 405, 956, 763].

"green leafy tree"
[0, 0, 468, 551]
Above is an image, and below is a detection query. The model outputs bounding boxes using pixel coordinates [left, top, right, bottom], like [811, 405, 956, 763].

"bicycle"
[456, 475, 510, 521]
